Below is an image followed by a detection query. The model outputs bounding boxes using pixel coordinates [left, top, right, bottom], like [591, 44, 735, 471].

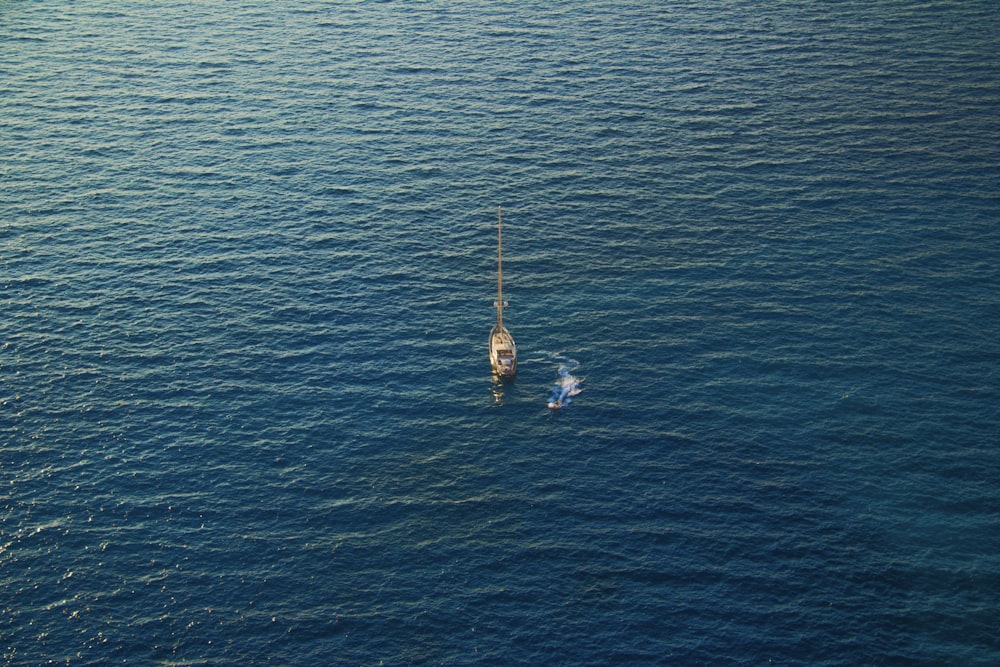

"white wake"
[547, 360, 583, 409]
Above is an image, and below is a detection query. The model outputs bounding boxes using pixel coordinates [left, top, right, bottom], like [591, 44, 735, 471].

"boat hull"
[489, 324, 517, 379]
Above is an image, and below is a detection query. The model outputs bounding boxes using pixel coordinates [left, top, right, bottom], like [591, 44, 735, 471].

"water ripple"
[3, 1, 999, 665]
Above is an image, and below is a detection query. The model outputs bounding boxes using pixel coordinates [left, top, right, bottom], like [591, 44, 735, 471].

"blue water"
[3, 1, 999, 664]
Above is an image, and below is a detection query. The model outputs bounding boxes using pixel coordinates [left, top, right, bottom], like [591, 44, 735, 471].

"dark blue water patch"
[3, 0, 1000, 665]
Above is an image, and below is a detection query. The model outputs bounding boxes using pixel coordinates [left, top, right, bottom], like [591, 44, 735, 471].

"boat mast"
[496, 205, 504, 328]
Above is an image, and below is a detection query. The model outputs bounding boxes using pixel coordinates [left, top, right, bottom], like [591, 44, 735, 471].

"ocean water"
[2, 1, 999, 664]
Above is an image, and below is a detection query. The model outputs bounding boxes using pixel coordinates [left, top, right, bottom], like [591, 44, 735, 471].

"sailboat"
[489, 205, 517, 379]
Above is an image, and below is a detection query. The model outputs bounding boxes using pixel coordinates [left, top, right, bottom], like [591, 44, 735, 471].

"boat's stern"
[493, 351, 517, 378]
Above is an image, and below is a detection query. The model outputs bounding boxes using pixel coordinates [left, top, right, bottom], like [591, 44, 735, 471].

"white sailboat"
[489, 205, 517, 379]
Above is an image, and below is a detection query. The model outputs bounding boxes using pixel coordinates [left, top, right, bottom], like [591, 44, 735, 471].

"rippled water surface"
[3, 1, 999, 664]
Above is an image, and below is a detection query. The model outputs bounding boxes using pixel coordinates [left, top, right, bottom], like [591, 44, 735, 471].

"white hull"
[490, 323, 517, 378]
